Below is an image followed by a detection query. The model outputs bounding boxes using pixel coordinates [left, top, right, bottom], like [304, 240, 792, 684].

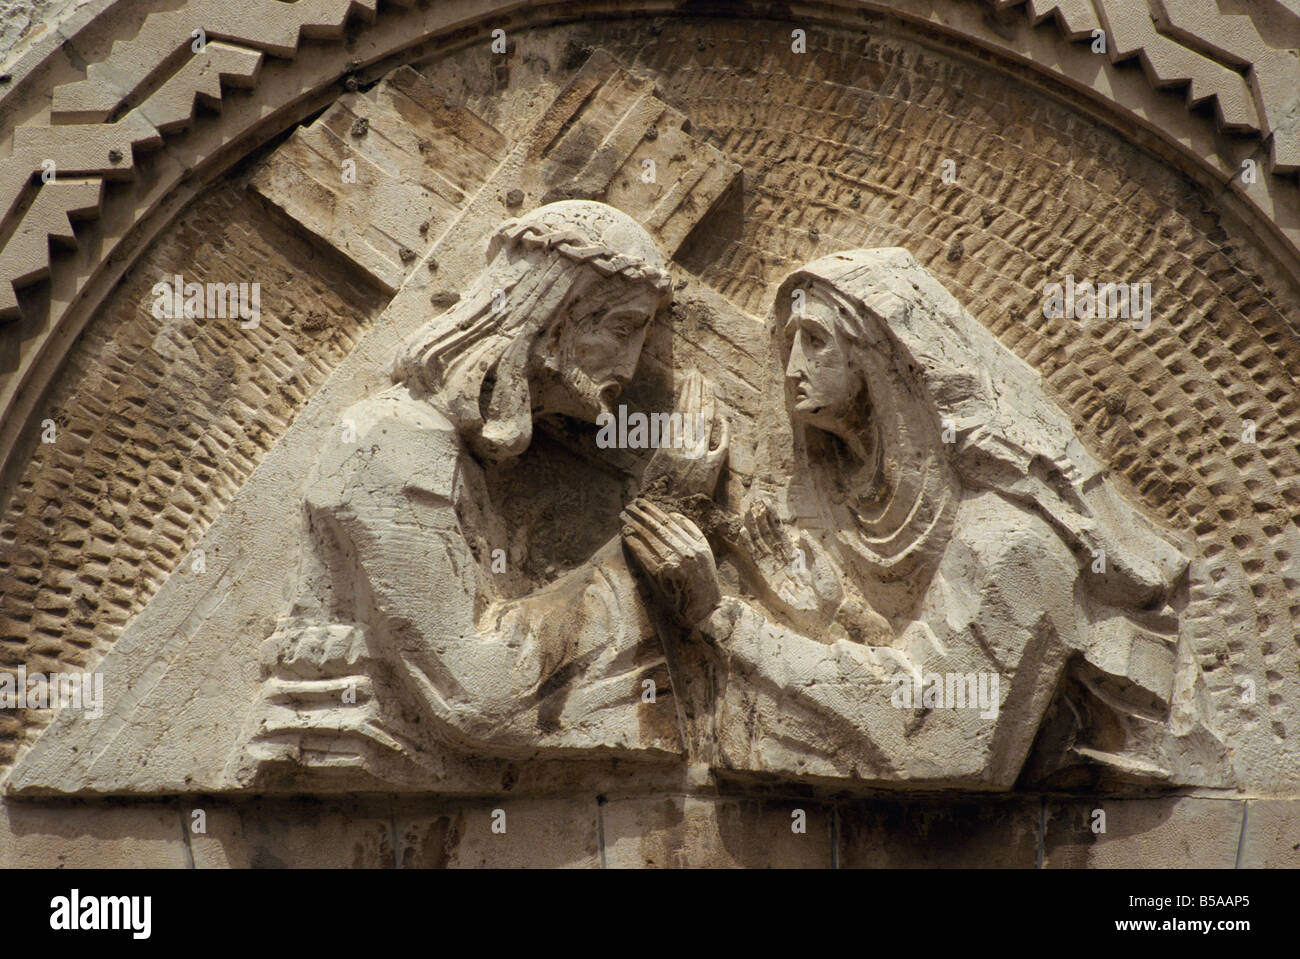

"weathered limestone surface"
[1044, 797, 1245, 869]
[6, 204, 1213, 795]
[397, 799, 602, 869]
[1, 5, 1300, 867]
[0, 0, 84, 67]
[839, 799, 1041, 869]
[0, 799, 187, 868]
[603, 795, 833, 869]
[0, 793, 1290, 868]
[1237, 800, 1300, 869]
[190, 800, 396, 869]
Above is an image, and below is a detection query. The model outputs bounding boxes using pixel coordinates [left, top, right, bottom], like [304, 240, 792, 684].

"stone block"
[0, 798, 186, 868]
[839, 798, 1040, 868]
[208, 799, 395, 868]
[397, 798, 600, 868]
[1044, 798, 1243, 868]
[603, 795, 831, 868]
[1237, 799, 1300, 868]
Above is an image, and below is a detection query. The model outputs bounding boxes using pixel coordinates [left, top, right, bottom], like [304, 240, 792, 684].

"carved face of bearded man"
[393, 200, 672, 461]
[535, 283, 660, 423]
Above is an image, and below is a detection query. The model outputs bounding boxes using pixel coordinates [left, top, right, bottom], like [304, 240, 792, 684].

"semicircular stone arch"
[0, 0, 1298, 798]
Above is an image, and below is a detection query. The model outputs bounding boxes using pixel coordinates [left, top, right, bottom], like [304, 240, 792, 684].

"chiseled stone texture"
[1044, 798, 1245, 869]
[7, 17, 1300, 796]
[3, 6, 1300, 870]
[185, 797, 602, 868]
[603, 795, 832, 868]
[0, 793, 1285, 867]
[0, 798, 186, 868]
[185, 805, 245, 870]
[0, 179, 383, 770]
[1237, 800, 1300, 869]
[839, 799, 1041, 869]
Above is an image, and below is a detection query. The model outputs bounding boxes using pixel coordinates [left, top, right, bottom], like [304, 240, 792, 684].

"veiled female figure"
[623, 248, 1225, 788]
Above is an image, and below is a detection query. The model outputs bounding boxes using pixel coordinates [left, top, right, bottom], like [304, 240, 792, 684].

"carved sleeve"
[700, 496, 1084, 786]
[700, 593, 929, 779]
[297, 400, 669, 758]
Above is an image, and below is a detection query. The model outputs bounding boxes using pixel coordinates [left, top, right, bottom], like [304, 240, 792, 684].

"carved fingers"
[620, 497, 721, 626]
[681, 368, 729, 473]
[642, 370, 729, 497]
[727, 497, 827, 625]
[742, 497, 790, 561]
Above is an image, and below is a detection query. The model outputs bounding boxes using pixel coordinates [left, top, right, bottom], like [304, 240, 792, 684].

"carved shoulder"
[930, 490, 1084, 649]
[947, 490, 1079, 582]
[306, 390, 463, 515]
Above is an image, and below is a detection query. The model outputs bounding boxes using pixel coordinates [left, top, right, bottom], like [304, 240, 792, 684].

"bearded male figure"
[232, 201, 728, 784]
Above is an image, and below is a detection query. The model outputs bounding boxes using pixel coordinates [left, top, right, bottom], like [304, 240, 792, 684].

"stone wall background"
[2, 793, 1296, 868]
[1, 7, 1299, 865]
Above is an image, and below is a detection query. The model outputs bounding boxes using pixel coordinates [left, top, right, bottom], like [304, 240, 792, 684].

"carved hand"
[732, 498, 825, 622]
[620, 497, 722, 627]
[740, 498, 795, 564]
[641, 370, 729, 498]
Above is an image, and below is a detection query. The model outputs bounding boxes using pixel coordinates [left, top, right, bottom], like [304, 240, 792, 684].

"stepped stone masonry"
[0, 0, 1299, 868]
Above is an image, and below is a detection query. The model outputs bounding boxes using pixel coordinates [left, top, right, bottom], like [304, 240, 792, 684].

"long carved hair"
[773, 248, 1189, 619]
[393, 201, 671, 462]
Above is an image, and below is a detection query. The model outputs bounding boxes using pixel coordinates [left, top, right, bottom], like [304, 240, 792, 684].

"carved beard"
[534, 334, 613, 423]
[559, 361, 612, 421]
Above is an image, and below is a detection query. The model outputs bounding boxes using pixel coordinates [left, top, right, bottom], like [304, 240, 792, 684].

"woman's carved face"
[784, 285, 859, 426]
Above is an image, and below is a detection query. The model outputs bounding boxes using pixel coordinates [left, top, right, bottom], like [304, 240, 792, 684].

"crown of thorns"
[494, 217, 672, 294]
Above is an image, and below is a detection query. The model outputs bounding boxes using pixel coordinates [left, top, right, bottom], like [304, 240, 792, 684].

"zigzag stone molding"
[0, 0, 1298, 490]
[1015, 0, 1300, 170]
[48, 0, 380, 123]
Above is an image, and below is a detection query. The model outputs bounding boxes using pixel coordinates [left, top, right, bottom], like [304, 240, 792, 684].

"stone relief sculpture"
[240, 223, 1226, 790]
[235, 200, 734, 781]
[5, 2, 1300, 872]
[625, 248, 1226, 788]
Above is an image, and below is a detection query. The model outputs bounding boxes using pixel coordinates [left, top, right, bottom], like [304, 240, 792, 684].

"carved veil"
[773, 248, 1189, 615]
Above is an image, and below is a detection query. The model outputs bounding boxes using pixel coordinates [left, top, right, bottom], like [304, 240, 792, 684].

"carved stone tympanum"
[8, 29, 1288, 819]
[10, 203, 1223, 794]
[9, 0, 1300, 872]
